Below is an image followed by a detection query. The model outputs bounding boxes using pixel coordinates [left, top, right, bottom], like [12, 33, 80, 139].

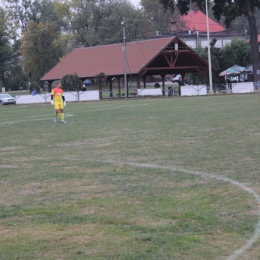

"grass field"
[1, 95, 260, 260]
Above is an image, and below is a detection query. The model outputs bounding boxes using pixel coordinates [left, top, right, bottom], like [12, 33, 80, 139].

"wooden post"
[117, 77, 121, 98]
[109, 78, 113, 97]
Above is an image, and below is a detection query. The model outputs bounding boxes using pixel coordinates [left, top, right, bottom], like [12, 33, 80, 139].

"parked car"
[0, 94, 16, 105]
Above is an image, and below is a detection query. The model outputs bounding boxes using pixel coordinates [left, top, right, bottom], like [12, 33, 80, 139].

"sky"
[129, 0, 141, 8]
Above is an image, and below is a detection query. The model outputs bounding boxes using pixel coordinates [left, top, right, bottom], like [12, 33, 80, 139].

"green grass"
[1, 95, 260, 259]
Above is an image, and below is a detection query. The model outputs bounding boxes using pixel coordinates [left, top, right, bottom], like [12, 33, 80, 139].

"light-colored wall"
[231, 82, 254, 93]
[179, 34, 243, 49]
[15, 90, 99, 104]
[181, 85, 207, 96]
[13, 83, 255, 104]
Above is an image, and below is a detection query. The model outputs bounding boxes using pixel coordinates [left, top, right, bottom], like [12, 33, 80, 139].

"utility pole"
[122, 17, 127, 99]
[205, 0, 213, 94]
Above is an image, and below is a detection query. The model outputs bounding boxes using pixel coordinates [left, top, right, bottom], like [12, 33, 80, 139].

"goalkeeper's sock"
[54, 113, 58, 122]
[60, 113, 65, 121]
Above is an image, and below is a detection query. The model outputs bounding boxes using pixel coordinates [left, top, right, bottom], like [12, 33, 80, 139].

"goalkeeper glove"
[51, 100, 54, 105]
[63, 101, 66, 107]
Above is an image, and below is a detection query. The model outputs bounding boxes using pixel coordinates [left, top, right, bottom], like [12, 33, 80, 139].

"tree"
[5, 64, 28, 91]
[189, 38, 221, 85]
[159, 0, 260, 82]
[53, 0, 155, 48]
[141, 0, 185, 34]
[188, 37, 251, 85]
[0, 8, 13, 89]
[61, 74, 82, 91]
[54, 0, 114, 47]
[97, 2, 153, 44]
[227, 9, 260, 33]
[3, 0, 63, 32]
[218, 38, 252, 71]
[20, 21, 64, 81]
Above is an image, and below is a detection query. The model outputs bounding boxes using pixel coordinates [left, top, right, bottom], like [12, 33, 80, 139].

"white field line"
[2, 103, 147, 113]
[0, 114, 74, 125]
[71, 103, 148, 108]
[10, 153, 259, 258]
[0, 103, 148, 125]
[100, 160, 260, 260]
[67, 103, 148, 114]
[0, 105, 45, 111]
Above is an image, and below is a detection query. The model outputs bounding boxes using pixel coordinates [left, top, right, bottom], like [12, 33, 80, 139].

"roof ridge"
[73, 37, 175, 51]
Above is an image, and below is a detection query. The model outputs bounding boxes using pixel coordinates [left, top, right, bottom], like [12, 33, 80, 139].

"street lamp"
[205, 0, 213, 94]
[121, 17, 127, 99]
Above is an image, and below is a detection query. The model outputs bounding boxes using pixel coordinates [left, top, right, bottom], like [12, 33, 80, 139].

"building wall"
[176, 31, 246, 49]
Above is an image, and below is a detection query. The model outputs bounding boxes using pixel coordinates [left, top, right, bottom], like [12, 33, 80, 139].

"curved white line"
[28, 156, 259, 259]
[103, 161, 260, 260]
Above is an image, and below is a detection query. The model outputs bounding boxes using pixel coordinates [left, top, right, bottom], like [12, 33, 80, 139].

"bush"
[61, 74, 82, 91]
[5, 65, 28, 91]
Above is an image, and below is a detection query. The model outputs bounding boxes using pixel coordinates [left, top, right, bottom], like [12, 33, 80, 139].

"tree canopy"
[53, 0, 157, 48]
[189, 37, 251, 85]
[141, 0, 184, 34]
[20, 21, 64, 81]
[4, 0, 62, 32]
[0, 7, 14, 89]
[159, 0, 260, 82]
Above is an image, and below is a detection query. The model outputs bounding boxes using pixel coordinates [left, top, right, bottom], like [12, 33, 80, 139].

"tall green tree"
[5, 64, 28, 91]
[218, 38, 252, 70]
[97, 2, 153, 44]
[227, 9, 260, 33]
[54, 0, 113, 47]
[141, 0, 185, 34]
[53, 0, 155, 47]
[186, 37, 251, 85]
[3, 0, 63, 32]
[0, 8, 13, 89]
[159, 0, 260, 82]
[20, 21, 63, 81]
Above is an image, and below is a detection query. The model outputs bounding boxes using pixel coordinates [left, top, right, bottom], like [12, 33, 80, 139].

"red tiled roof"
[41, 38, 175, 81]
[181, 10, 225, 33]
[41, 37, 212, 82]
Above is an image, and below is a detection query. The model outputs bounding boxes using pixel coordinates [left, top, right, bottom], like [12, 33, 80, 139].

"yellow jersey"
[51, 87, 64, 103]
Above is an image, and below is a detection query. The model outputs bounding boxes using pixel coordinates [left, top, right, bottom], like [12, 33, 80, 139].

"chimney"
[169, 18, 177, 32]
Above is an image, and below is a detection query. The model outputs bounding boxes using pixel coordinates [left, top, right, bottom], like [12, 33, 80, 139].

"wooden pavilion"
[40, 37, 212, 98]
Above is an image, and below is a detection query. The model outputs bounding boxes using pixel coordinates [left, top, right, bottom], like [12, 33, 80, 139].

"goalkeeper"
[51, 82, 66, 123]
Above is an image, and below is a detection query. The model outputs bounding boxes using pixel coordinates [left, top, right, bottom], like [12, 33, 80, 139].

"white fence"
[181, 85, 207, 96]
[181, 82, 254, 96]
[15, 91, 99, 104]
[231, 82, 254, 93]
[10, 82, 256, 105]
[137, 88, 163, 97]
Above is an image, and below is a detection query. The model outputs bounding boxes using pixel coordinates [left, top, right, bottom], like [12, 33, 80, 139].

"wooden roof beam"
[163, 52, 179, 67]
